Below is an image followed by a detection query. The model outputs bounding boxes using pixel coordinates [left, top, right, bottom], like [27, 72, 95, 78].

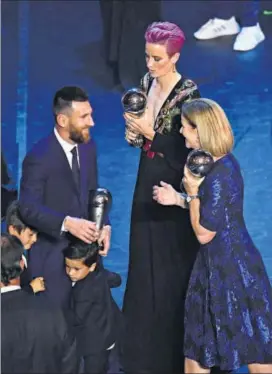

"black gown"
[122, 74, 201, 373]
[99, 1, 162, 88]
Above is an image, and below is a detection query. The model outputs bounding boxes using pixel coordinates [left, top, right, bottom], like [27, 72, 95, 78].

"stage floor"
[2, 2, 272, 372]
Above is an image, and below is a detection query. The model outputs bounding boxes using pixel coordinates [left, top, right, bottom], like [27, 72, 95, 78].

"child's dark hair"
[63, 239, 99, 267]
[1, 234, 24, 286]
[6, 201, 37, 234]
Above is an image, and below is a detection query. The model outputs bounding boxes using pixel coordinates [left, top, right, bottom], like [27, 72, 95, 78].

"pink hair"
[145, 22, 185, 56]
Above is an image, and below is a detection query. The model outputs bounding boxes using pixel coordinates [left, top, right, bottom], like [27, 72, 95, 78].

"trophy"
[181, 149, 214, 195]
[88, 188, 112, 230]
[121, 88, 147, 148]
[88, 188, 112, 250]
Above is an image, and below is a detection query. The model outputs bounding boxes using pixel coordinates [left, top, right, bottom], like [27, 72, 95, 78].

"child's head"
[63, 240, 99, 282]
[6, 201, 37, 250]
[1, 233, 25, 286]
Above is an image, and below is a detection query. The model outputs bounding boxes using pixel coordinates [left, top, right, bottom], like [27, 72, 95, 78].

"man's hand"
[98, 225, 111, 257]
[64, 217, 99, 243]
[30, 277, 45, 294]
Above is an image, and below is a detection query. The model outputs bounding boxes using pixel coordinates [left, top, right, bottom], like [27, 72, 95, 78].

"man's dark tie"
[71, 146, 80, 191]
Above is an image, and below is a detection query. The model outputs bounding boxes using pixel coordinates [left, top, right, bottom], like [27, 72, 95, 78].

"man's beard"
[69, 126, 90, 144]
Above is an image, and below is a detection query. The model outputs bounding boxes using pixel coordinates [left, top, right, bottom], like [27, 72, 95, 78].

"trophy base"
[125, 127, 144, 148]
[131, 136, 144, 148]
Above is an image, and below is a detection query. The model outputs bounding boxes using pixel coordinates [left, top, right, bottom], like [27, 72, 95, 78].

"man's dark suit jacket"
[19, 132, 98, 306]
[68, 268, 120, 357]
[20, 264, 34, 294]
[1, 289, 78, 373]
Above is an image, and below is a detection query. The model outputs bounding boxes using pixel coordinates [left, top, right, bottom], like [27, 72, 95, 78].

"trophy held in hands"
[181, 149, 214, 197]
[88, 188, 112, 251]
[121, 88, 147, 148]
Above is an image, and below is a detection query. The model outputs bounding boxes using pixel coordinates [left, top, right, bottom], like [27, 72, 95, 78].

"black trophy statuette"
[121, 88, 147, 148]
[181, 149, 214, 194]
[88, 188, 112, 231]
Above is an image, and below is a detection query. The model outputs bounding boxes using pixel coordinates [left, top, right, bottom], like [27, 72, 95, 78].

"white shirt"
[54, 130, 111, 231]
[54, 128, 80, 232]
[54, 127, 79, 168]
[22, 254, 27, 268]
[1, 285, 21, 294]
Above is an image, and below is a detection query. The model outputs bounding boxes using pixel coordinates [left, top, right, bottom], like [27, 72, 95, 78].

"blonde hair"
[182, 98, 234, 157]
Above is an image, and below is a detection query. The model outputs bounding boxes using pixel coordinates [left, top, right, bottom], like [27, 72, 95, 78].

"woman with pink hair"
[122, 22, 201, 373]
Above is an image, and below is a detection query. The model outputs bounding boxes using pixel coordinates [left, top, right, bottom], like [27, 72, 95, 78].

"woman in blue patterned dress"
[153, 98, 272, 373]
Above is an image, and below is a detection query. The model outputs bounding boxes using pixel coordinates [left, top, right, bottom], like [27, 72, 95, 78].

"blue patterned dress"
[184, 153, 272, 371]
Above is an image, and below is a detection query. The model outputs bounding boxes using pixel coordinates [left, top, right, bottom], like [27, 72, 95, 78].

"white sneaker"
[233, 23, 265, 51]
[194, 17, 240, 40]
